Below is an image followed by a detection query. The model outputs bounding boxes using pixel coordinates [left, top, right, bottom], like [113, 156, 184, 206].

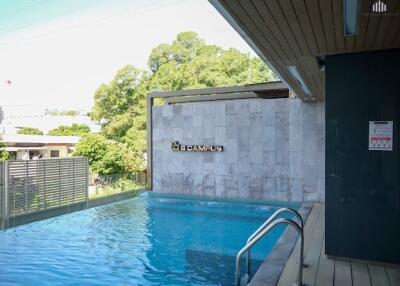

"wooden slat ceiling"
[210, 0, 400, 101]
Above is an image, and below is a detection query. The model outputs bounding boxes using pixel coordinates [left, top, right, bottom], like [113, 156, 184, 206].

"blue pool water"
[0, 193, 295, 286]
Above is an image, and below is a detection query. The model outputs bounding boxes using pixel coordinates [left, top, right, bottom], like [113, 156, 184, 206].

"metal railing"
[236, 208, 304, 286]
[245, 208, 303, 277]
[0, 158, 89, 229]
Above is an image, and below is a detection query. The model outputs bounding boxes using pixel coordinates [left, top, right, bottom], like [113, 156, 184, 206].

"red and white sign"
[369, 121, 393, 151]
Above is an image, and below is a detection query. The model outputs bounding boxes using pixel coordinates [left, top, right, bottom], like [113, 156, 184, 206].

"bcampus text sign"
[171, 141, 223, 152]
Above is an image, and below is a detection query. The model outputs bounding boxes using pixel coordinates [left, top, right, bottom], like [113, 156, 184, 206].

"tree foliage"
[73, 134, 125, 175]
[87, 31, 276, 173]
[0, 141, 10, 161]
[48, 124, 90, 136]
[147, 31, 276, 91]
[17, 127, 43, 135]
[45, 109, 81, 116]
[91, 65, 148, 123]
[73, 133, 143, 175]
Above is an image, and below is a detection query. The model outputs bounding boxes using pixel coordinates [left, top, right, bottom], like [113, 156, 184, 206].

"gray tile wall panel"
[152, 98, 325, 202]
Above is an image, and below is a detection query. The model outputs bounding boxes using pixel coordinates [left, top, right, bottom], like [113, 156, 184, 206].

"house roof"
[1, 134, 80, 145]
[5, 147, 49, 151]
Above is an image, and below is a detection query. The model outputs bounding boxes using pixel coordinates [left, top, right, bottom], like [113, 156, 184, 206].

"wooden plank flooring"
[276, 204, 400, 286]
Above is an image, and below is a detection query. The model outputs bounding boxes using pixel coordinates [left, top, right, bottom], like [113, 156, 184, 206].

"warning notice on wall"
[369, 121, 393, 151]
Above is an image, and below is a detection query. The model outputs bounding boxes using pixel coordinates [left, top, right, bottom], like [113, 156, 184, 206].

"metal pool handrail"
[245, 208, 304, 278]
[235, 217, 304, 286]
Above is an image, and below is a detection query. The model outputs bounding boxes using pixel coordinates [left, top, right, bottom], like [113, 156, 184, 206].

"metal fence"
[1, 158, 88, 228]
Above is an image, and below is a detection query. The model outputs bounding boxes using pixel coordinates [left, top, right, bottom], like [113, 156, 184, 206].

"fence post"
[26, 161, 29, 213]
[3, 161, 9, 229]
[72, 159, 75, 204]
[58, 159, 61, 207]
[85, 158, 89, 209]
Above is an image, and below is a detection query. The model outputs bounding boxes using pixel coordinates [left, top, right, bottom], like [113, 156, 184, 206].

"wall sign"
[369, 121, 393, 151]
[171, 141, 223, 152]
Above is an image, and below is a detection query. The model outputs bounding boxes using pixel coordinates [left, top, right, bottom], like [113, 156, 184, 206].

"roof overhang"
[209, 0, 400, 101]
[148, 81, 289, 103]
[5, 147, 48, 151]
[1, 134, 80, 144]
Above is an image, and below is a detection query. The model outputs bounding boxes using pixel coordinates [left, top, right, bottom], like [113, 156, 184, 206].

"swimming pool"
[0, 192, 295, 286]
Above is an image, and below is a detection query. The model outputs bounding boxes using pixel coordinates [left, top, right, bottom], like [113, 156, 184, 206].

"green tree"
[73, 134, 125, 175]
[91, 65, 148, 123]
[147, 31, 276, 91]
[48, 124, 90, 136]
[17, 127, 43, 135]
[0, 141, 10, 161]
[73, 133, 143, 175]
[100, 112, 134, 141]
[45, 109, 80, 116]
[90, 66, 149, 172]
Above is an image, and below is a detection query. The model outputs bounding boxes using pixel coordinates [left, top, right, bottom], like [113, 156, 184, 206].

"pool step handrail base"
[240, 273, 249, 286]
[245, 208, 304, 277]
[235, 208, 304, 286]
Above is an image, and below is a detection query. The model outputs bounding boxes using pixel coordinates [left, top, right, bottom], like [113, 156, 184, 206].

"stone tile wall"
[152, 97, 325, 202]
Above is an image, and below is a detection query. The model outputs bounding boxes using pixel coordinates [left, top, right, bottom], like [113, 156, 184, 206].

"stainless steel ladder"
[235, 208, 304, 286]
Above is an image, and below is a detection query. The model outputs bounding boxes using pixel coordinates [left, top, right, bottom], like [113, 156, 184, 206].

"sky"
[0, 0, 255, 111]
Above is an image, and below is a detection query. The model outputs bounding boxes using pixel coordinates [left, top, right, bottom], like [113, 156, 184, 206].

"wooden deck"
[277, 204, 400, 286]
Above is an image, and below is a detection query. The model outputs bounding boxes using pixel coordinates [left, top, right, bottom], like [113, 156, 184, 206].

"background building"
[0, 105, 100, 135]
[2, 134, 80, 160]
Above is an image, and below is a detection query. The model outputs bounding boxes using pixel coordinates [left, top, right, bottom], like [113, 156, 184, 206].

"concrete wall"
[152, 97, 324, 203]
[46, 145, 70, 158]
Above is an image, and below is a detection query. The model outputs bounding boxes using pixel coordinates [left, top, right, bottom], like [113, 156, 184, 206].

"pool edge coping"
[248, 202, 313, 286]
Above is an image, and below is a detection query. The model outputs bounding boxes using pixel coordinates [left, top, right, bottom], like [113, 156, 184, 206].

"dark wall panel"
[326, 49, 400, 264]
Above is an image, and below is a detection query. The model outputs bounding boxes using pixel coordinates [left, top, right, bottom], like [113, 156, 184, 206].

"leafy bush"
[0, 141, 10, 161]
[17, 127, 43, 135]
[73, 133, 126, 175]
[48, 124, 90, 136]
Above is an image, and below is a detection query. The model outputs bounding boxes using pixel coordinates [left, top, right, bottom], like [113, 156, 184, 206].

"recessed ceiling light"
[343, 0, 359, 36]
[287, 66, 311, 97]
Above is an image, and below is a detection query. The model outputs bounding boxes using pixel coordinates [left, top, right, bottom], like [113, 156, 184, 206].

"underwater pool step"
[185, 249, 262, 285]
